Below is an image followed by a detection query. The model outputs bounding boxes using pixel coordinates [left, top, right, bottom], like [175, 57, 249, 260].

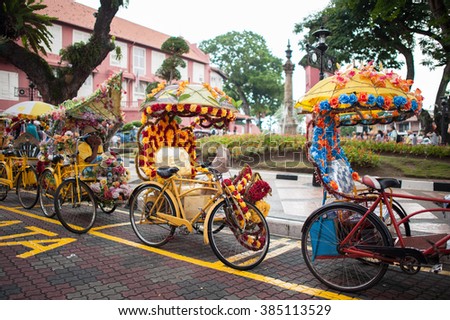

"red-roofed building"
[0, 0, 225, 122]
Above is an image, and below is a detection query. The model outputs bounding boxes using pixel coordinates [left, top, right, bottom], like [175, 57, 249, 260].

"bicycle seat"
[156, 166, 180, 178]
[362, 175, 401, 190]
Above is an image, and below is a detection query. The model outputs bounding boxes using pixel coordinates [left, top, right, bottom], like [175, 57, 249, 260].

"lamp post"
[28, 81, 36, 101]
[282, 40, 297, 134]
[310, 26, 331, 186]
[312, 27, 331, 81]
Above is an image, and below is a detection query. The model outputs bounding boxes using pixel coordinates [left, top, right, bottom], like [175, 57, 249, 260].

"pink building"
[0, 0, 225, 122]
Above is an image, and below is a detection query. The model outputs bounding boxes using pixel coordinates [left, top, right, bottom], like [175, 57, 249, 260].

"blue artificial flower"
[393, 96, 407, 107]
[411, 100, 418, 111]
[376, 95, 385, 107]
[349, 93, 358, 104]
[339, 94, 350, 104]
[319, 100, 331, 111]
[367, 94, 376, 105]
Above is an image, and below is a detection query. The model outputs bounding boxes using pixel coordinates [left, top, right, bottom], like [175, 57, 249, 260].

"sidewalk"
[125, 160, 450, 240]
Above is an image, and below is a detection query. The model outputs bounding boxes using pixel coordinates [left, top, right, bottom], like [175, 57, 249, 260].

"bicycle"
[0, 145, 39, 209]
[128, 164, 270, 270]
[301, 175, 450, 292]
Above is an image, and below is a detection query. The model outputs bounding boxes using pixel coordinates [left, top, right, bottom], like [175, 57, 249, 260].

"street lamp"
[28, 80, 36, 101]
[312, 27, 331, 80]
[310, 27, 331, 186]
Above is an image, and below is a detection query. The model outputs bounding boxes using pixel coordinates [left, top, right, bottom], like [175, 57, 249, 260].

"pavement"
[124, 158, 450, 240]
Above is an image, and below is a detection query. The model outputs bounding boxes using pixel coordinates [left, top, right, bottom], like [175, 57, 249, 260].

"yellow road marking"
[89, 229, 356, 300]
[91, 222, 131, 231]
[0, 220, 22, 227]
[0, 238, 77, 258]
[0, 226, 57, 240]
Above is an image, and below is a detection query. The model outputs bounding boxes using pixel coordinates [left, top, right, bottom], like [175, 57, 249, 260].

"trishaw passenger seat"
[327, 159, 356, 195]
[210, 145, 230, 174]
[155, 147, 192, 177]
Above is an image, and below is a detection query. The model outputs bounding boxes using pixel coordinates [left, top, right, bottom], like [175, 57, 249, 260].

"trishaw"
[37, 73, 131, 233]
[130, 81, 272, 270]
[295, 63, 450, 292]
[0, 113, 45, 209]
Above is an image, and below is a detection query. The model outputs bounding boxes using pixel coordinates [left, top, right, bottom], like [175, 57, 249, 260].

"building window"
[121, 80, 128, 107]
[398, 122, 411, 133]
[77, 74, 93, 98]
[133, 46, 146, 77]
[133, 81, 147, 103]
[110, 40, 128, 69]
[73, 29, 90, 44]
[0, 71, 19, 101]
[193, 62, 205, 83]
[177, 58, 188, 80]
[151, 51, 165, 74]
[47, 24, 62, 55]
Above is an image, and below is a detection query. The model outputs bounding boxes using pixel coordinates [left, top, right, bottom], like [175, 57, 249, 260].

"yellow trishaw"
[129, 81, 272, 270]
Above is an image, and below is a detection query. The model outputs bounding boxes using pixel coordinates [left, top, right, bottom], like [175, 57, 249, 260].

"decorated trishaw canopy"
[295, 64, 423, 126]
[59, 72, 124, 122]
[140, 81, 238, 128]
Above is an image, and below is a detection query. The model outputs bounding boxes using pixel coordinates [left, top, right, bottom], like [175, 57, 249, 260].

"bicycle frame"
[136, 170, 232, 245]
[0, 155, 31, 189]
[340, 188, 450, 260]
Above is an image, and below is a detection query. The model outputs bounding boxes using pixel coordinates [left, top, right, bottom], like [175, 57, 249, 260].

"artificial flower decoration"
[295, 62, 423, 126]
[140, 81, 238, 129]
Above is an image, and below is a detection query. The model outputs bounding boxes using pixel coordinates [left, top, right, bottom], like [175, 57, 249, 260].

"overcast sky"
[76, 0, 442, 109]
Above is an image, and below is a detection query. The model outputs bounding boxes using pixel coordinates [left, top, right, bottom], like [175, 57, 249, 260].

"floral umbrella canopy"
[296, 64, 424, 193]
[140, 81, 238, 128]
[295, 63, 423, 126]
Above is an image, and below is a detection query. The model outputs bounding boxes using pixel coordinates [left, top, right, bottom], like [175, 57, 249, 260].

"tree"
[0, 0, 128, 105]
[155, 36, 189, 83]
[199, 31, 284, 122]
[294, 0, 450, 106]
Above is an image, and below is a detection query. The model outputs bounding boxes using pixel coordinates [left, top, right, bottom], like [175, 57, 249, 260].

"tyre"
[99, 202, 117, 214]
[208, 199, 270, 270]
[17, 166, 39, 209]
[301, 202, 392, 292]
[129, 183, 176, 247]
[55, 179, 97, 234]
[0, 163, 8, 201]
[38, 169, 57, 217]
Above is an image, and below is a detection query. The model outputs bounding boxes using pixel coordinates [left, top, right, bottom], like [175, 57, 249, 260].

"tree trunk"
[0, 0, 120, 105]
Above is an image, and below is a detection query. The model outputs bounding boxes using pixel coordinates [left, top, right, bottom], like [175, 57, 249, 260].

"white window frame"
[133, 81, 147, 102]
[193, 62, 205, 83]
[47, 24, 62, 55]
[133, 46, 146, 77]
[151, 51, 165, 74]
[177, 58, 188, 81]
[72, 29, 90, 44]
[110, 40, 128, 69]
[77, 74, 93, 98]
[0, 71, 19, 101]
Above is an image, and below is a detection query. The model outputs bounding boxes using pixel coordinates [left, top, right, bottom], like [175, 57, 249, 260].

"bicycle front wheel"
[301, 202, 392, 292]
[17, 166, 39, 209]
[129, 183, 177, 247]
[38, 169, 57, 217]
[208, 200, 270, 270]
[55, 179, 97, 234]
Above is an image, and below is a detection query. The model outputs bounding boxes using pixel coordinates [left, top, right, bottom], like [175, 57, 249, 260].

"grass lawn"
[376, 155, 450, 180]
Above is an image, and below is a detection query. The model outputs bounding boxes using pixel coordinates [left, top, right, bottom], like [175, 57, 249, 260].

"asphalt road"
[1, 191, 450, 301]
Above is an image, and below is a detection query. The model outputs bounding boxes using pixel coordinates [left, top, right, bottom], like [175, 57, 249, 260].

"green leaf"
[178, 93, 191, 101]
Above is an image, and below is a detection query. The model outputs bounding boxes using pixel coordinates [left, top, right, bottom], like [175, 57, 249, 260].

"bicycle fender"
[203, 198, 225, 245]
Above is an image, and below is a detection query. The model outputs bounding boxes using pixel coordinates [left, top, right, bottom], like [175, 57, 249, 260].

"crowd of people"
[350, 125, 441, 145]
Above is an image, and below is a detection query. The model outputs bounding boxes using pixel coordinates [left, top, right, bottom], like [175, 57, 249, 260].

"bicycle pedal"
[430, 264, 443, 273]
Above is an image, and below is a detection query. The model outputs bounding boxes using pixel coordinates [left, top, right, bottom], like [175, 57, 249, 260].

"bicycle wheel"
[129, 183, 177, 247]
[208, 199, 270, 270]
[99, 202, 117, 214]
[38, 169, 57, 217]
[17, 166, 39, 209]
[301, 202, 392, 292]
[0, 163, 8, 201]
[55, 178, 97, 234]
